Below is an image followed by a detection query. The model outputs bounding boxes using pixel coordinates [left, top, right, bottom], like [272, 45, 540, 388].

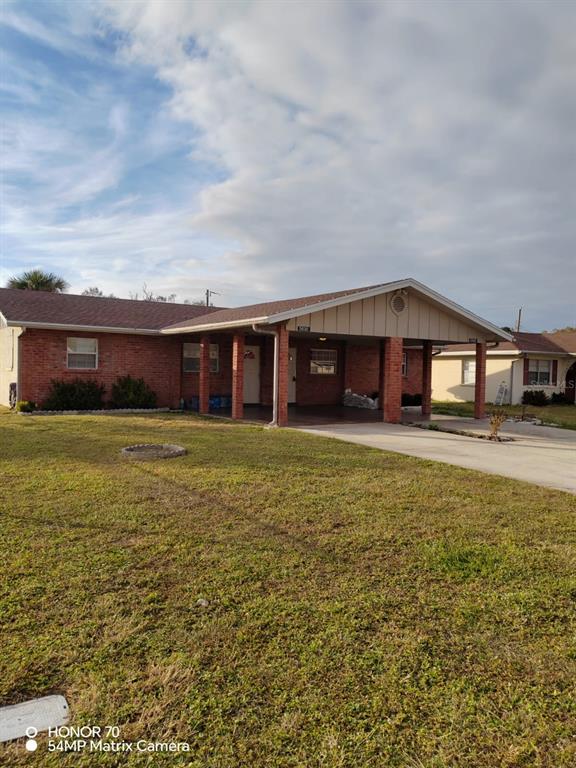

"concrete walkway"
[297, 417, 576, 495]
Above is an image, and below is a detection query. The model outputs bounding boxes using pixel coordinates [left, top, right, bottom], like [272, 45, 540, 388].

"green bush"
[43, 379, 105, 411]
[550, 391, 570, 404]
[16, 400, 36, 413]
[521, 390, 549, 407]
[110, 375, 157, 409]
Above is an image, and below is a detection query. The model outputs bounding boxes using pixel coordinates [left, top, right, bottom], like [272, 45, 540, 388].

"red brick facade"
[18, 328, 426, 418]
[421, 341, 433, 418]
[19, 328, 182, 408]
[231, 333, 244, 420]
[277, 324, 290, 427]
[382, 337, 403, 423]
[474, 342, 487, 419]
[344, 343, 423, 399]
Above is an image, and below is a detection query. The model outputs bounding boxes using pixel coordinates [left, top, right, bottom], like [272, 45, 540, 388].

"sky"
[1, 0, 574, 330]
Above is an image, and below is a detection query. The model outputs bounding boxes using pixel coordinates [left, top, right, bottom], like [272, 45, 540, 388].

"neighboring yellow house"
[432, 331, 576, 405]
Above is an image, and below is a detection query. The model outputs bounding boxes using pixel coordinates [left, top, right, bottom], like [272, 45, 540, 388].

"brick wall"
[180, 334, 234, 401]
[19, 329, 182, 408]
[344, 343, 423, 397]
[294, 338, 346, 405]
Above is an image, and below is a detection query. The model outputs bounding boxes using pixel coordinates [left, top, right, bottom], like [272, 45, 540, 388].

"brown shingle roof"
[163, 283, 387, 331]
[0, 288, 220, 332]
[543, 330, 576, 353]
[444, 331, 575, 354]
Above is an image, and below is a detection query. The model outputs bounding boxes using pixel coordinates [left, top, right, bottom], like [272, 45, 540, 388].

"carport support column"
[474, 341, 487, 419]
[422, 341, 433, 419]
[382, 337, 403, 423]
[199, 334, 211, 415]
[277, 324, 290, 427]
[231, 333, 245, 420]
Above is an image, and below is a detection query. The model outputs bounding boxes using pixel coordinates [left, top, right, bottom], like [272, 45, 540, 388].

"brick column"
[277, 324, 290, 427]
[474, 341, 487, 419]
[382, 337, 403, 423]
[378, 339, 385, 409]
[199, 334, 211, 414]
[421, 341, 433, 419]
[231, 333, 245, 420]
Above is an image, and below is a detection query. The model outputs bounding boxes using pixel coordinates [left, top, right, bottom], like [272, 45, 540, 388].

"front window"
[528, 359, 551, 385]
[183, 343, 219, 373]
[402, 352, 408, 377]
[67, 338, 98, 369]
[462, 359, 476, 385]
[310, 348, 337, 375]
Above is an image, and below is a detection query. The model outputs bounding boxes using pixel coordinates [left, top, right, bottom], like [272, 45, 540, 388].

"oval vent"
[390, 292, 407, 314]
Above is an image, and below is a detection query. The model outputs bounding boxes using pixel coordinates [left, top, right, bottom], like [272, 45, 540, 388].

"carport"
[162, 278, 512, 427]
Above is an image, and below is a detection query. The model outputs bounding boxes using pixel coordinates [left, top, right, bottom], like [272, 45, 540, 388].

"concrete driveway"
[298, 417, 576, 495]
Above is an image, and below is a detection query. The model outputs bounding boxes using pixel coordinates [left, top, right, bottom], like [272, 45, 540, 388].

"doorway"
[288, 347, 297, 403]
[243, 345, 261, 404]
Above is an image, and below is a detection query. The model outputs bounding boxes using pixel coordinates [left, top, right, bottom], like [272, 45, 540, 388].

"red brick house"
[0, 279, 511, 425]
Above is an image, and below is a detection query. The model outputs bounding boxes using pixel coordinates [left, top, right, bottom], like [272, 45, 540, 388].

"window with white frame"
[528, 359, 551, 385]
[183, 343, 219, 373]
[462, 359, 476, 385]
[402, 352, 408, 377]
[310, 348, 337, 375]
[67, 338, 98, 369]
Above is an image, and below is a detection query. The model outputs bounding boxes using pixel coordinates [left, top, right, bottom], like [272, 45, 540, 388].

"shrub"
[521, 390, 549, 407]
[489, 408, 508, 440]
[43, 379, 105, 411]
[110, 375, 157, 409]
[550, 391, 570, 405]
[16, 400, 36, 413]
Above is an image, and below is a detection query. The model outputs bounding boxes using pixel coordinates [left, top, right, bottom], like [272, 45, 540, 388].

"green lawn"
[432, 401, 576, 430]
[1, 413, 575, 767]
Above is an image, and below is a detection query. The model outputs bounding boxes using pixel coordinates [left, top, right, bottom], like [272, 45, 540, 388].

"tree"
[129, 284, 177, 303]
[82, 287, 115, 298]
[7, 269, 68, 293]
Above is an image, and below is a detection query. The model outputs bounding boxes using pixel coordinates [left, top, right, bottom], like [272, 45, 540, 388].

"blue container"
[209, 396, 221, 410]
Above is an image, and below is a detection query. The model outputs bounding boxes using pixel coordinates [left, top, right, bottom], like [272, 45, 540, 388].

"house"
[432, 331, 576, 405]
[0, 279, 512, 425]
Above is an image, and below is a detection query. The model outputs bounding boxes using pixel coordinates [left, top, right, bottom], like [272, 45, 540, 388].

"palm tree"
[7, 269, 69, 293]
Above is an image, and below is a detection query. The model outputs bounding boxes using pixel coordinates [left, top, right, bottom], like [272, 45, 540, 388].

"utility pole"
[515, 307, 522, 333]
[205, 289, 221, 307]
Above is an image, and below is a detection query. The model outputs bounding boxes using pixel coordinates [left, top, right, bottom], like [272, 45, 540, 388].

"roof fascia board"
[162, 317, 268, 334]
[8, 320, 160, 335]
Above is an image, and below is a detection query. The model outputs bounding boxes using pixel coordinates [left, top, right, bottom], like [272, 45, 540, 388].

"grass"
[432, 400, 576, 430]
[1, 412, 575, 767]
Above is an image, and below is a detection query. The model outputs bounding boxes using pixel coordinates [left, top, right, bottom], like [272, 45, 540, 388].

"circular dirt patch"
[121, 443, 187, 460]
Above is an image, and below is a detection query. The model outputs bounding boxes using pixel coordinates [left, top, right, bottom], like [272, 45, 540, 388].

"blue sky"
[1, 0, 575, 328]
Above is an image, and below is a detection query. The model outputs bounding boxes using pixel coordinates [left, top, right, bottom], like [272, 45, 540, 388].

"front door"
[243, 345, 261, 404]
[288, 347, 297, 403]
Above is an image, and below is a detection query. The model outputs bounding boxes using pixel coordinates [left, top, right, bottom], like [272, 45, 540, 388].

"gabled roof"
[162, 284, 383, 332]
[162, 278, 513, 342]
[0, 288, 221, 334]
[440, 331, 576, 355]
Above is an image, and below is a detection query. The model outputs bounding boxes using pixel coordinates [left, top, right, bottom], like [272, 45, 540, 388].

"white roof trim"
[161, 278, 513, 341]
[7, 320, 160, 335]
[162, 316, 269, 334]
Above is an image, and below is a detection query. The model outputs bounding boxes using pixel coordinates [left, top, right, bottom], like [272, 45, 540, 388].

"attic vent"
[390, 292, 407, 315]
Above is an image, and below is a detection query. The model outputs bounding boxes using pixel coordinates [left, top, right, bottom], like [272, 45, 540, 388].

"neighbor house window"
[402, 352, 408, 377]
[310, 348, 337, 375]
[67, 338, 98, 369]
[528, 359, 551, 385]
[462, 359, 476, 385]
[183, 343, 219, 373]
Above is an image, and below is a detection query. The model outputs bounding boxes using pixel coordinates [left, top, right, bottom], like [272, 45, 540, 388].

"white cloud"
[93, 0, 576, 328]
[3, 1, 575, 329]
